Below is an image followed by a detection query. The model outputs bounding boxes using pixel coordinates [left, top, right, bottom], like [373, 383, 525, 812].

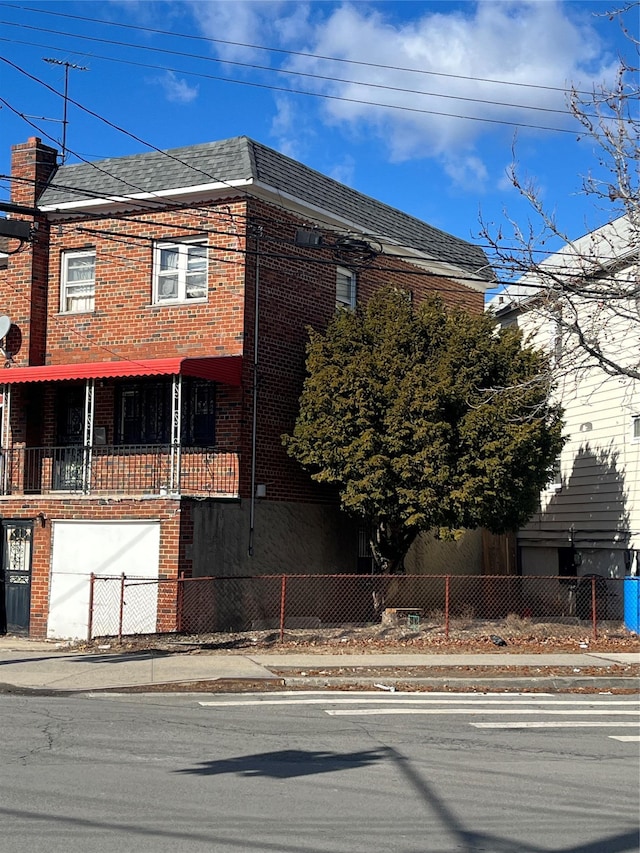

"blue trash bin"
[623, 577, 640, 633]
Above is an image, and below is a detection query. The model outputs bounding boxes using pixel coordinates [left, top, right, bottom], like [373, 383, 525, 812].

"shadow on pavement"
[175, 748, 386, 778]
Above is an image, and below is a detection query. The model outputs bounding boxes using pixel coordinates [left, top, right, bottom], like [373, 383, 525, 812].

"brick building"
[0, 135, 492, 638]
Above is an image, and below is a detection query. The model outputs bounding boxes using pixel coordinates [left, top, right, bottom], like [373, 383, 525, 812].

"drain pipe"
[248, 226, 262, 557]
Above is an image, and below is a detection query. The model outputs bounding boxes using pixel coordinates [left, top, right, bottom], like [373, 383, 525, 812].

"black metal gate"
[0, 522, 33, 634]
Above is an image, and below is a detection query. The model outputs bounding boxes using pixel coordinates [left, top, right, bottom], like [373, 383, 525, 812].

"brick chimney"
[5, 138, 59, 366]
[11, 136, 58, 207]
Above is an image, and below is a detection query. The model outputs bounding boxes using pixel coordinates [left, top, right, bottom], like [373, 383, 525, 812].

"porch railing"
[0, 444, 240, 497]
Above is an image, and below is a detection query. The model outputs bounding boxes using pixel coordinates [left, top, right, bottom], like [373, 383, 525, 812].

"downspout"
[248, 226, 262, 557]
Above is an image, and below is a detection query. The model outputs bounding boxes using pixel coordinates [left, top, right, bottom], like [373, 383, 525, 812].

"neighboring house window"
[547, 455, 562, 490]
[115, 379, 216, 446]
[632, 415, 640, 442]
[336, 266, 356, 310]
[61, 250, 95, 313]
[153, 238, 208, 304]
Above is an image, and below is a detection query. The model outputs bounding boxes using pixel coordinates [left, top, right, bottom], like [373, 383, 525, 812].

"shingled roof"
[38, 136, 493, 282]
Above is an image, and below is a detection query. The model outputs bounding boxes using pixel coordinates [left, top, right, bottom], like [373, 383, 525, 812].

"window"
[182, 378, 216, 446]
[336, 266, 356, 310]
[632, 416, 640, 442]
[61, 250, 95, 313]
[117, 382, 170, 445]
[153, 239, 208, 304]
[115, 379, 216, 446]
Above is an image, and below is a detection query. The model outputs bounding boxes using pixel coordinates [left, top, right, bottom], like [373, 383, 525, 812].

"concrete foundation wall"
[191, 501, 485, 578]
[191, 499, 359, 577]
[405, 528, 483, 575]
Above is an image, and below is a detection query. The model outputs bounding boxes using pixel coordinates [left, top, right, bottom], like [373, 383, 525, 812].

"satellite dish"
[0, 316, 10, 339]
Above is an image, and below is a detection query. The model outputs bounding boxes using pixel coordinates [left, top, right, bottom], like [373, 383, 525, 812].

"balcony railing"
[0, 444, 240, 497]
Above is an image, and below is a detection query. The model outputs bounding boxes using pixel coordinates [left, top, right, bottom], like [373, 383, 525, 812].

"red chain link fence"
[88, 573, 635, 642]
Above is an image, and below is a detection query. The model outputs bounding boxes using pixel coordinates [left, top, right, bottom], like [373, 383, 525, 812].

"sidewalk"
[0, 636, 638, 693]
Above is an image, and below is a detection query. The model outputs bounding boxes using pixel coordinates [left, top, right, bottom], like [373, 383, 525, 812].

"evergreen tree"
[284, 288, 564, 572]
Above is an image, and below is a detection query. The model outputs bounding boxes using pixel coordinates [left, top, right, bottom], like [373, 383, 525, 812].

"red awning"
[0, 355, 243, 386]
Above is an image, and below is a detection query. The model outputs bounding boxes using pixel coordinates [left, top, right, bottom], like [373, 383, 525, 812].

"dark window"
[182, 378, 216, 446]
[116, 381, 170, 445]
[115, 378, 216, 446]
[56, 385, 85, 445]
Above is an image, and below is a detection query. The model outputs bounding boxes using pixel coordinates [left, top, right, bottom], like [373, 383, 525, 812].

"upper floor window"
[632, 415, 640, 442]
[61, 250, 95, 313]
[336, 266, 356, 310]
[153, 238, 208, 304]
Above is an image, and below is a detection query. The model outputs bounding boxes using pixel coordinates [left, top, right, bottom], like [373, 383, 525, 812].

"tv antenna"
[42, 58, 89, 164]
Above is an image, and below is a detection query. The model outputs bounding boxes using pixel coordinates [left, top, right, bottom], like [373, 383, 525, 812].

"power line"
[2, 81, 503, 281]
[4, 171, 633, 274]
[1, 47, 580, 137]
[0, 24, 590, 119]
[0, 2, 607, 97]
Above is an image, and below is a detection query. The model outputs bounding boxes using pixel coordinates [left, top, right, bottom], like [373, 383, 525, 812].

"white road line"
[471, 721, 640, 729]
[198, 697, 639, 707]
[324, 708, 639, 716]
[609, 735, 640, 741]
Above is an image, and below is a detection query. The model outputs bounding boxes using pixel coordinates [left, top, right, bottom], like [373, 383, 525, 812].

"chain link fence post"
[87, 572, 95, 641]
[591, 575, 598, 641]
[279, 575, 288, 643]
[118, 573, 126, 642]
[444, 575, 450, 639]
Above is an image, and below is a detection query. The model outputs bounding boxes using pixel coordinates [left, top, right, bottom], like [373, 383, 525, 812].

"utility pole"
[42, 58, 88, 164]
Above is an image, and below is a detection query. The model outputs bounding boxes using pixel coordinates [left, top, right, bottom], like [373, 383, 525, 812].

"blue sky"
[0, 0, 636, 288]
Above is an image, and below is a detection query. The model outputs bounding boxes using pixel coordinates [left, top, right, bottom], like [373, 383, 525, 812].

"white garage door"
[48, 521, 161, 640]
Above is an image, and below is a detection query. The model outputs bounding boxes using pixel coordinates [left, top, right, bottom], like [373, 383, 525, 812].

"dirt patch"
[79, 619, 640, 656]
[269, 664, 640, 679]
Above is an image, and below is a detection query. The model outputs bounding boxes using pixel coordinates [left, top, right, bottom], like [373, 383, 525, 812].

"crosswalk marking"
[199, 696, 638, 708]
[196, 692, 638, 741]
[324, 708, 638, 716]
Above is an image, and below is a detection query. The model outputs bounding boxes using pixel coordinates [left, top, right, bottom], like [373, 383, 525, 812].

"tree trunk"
[368, 520, 418, 574]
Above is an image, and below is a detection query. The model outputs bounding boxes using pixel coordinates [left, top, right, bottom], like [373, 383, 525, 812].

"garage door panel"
[48, 521, 160, 640]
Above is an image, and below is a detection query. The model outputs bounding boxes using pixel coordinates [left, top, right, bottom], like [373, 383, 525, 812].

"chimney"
[4, 138, 59, 367]
[10, 137, 58, 207]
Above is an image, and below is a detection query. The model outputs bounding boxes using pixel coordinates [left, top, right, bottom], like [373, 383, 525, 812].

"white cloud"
[184, 1, 621, 185]
[284, 0, 619, 160]
[443, 154, 489, 192]
[185, 0, 309, 62]
[156, 71, 199, 104]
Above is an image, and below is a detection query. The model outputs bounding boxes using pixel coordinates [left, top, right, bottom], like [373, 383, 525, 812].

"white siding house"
[488, 217, 639, 618]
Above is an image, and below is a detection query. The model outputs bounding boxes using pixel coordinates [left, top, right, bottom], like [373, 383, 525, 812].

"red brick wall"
[7, 138, 58, 367]
[0, 496, 187, 638]
[43, 203, 247, 363]
[240, 197, 485, 504]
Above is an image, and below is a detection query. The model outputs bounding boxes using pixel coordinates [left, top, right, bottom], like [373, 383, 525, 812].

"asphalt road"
[0, 691, 638, 853]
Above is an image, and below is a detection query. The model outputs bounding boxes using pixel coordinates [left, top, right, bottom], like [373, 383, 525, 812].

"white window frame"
[632, 415, 640, 442]
[152, 238, 208, 305]
[336, 266, 356, 310]
[60, 249, 95, 314]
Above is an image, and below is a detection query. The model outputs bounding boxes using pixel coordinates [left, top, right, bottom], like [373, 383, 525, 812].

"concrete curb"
[2, 676, 635, 695]
[281, 676, 640, 691]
